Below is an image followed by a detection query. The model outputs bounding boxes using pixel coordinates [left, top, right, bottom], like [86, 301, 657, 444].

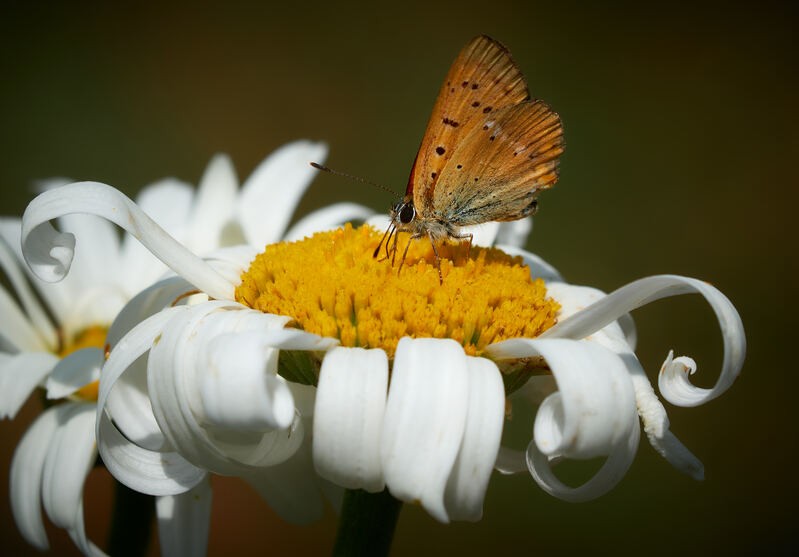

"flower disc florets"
[235, 224, 559, 359]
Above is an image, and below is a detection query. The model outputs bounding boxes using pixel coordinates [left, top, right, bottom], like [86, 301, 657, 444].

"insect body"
[378, 34, 565, 281]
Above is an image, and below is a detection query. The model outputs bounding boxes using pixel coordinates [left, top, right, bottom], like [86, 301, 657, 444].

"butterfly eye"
[399, 203, 416, 224]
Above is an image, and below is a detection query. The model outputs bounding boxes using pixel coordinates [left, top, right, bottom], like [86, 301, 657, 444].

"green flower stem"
[107, 479, 155, 557]
[333, 488, 403, 557]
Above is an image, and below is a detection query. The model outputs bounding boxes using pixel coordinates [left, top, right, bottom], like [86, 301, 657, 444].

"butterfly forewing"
[431, 99, 564, 225]
[409, 35, 531, 216]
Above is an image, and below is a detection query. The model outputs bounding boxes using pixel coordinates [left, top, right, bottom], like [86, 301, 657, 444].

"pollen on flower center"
[235, 224, 559, 358]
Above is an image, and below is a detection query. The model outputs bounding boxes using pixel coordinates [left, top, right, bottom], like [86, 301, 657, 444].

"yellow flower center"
[235, 224, 558, 361]
[58, 324, 108, 401]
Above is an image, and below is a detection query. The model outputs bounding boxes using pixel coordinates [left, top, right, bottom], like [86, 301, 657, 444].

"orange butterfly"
[377, 35, 564, 281]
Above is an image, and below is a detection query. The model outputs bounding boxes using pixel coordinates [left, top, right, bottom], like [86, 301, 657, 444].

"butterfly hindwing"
[431, 99, 564, 225]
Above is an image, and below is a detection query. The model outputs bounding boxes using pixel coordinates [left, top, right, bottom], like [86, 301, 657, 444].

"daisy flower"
[2, 140, 371, 555]
[19, 179, 744, 554]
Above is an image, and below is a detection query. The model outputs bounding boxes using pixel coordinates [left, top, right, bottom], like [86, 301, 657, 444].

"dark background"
[1, 1, 795, 555]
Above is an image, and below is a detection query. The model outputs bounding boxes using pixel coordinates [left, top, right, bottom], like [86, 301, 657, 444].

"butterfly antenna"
[310, 162, 400, 197]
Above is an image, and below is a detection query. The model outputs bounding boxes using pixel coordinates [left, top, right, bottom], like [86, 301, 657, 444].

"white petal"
[489, 338, 637, 458]
[494, 447, 528, 475]
[56, 213, 122, 297]
[98, 414, 207, 496]
[10, 406, 61, 550]
[288, 381, 317, 419]
[0, 226, 56, 350]
[0, 217, 75, 326]
[488, 338, 641, 501]
[0, 283, 43, 353]
[68, 498, 108, 557]
[282, 202, 375, 241]
[463, 221, 500, 247]
[365, 214, 391, 231]
[41, 403, 97, 530]
[242, 440, 324, 525]
[0, 351, 58, 419]
[494, 217, 533, 248]
[156, 477, 212, 557]
[45, 347, 103, 400]
[526, 417, 640, 502]
[575, 319, 705, 481]
[133, 178, 195, 239]
[147, 303, 302, 476]
[199, 331, 295, 430]
[658, 350, 706, 407]
[313, 347, 388, 492]
[444, 356, 504, 522]
[183, 154, 239, 254]
[98, 306, 207, 494]
[204, 245, 258, 286]
[381, 338, 469, 523]
[105, 279, 196, 449]
[495, 244, 564, 283]
[237, 141, 328, 247]
[540, 275, 745, 407]
[101, 304, 187, 449]
[21, 181, 234, 300]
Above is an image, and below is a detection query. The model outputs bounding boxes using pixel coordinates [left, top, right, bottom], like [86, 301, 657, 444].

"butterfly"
[376, 34, 564, 282]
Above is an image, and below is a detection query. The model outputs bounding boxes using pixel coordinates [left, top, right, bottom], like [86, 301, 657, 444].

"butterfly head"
[390, 196, 416, 230]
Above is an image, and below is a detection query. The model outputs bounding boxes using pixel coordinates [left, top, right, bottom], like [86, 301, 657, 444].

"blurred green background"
[0, 1, 795, 555]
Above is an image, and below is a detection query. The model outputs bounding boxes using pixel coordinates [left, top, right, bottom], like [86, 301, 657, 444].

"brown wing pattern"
[408, 35, 530, 216]
[431, 99, 564, 225]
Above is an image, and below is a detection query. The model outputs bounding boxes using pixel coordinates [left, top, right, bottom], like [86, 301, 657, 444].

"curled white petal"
[283, 202, 375, 241]
[575, 321, 705, 480]
[98, 306, 206, 495]
[98, 415, 207, 496]
[488, 338, 640, 501]
[541, 275, 745, 407]
[21, 182, 234, 300]
[156, 477, 212, 557]
[658, 351, 706, 407]
[105, 278, 196, 449]
[199, 331, 294, 430]
[46, 347, 103, 400]
[381, 338, 469, 523]
[313, 347, 388, 492]
[527, 418, 640, 503]
[444, 356, 504, 522]
[147, 303, 304, 476]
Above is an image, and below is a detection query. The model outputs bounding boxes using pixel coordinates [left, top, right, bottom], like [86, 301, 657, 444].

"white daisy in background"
[18, 179, 744, 551]
[2, 140, 372, 555]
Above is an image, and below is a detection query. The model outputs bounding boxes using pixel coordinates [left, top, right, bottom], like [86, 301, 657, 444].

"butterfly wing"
[408, 35, 530, 216]
[431, 99, 564, 225]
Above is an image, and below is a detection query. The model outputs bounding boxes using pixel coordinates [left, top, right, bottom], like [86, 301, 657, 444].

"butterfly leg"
[396, 232, 422, 276]
[374, 223, 394, 259]
[427, 231, 444, 284]
[453, 232, 474, 260]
